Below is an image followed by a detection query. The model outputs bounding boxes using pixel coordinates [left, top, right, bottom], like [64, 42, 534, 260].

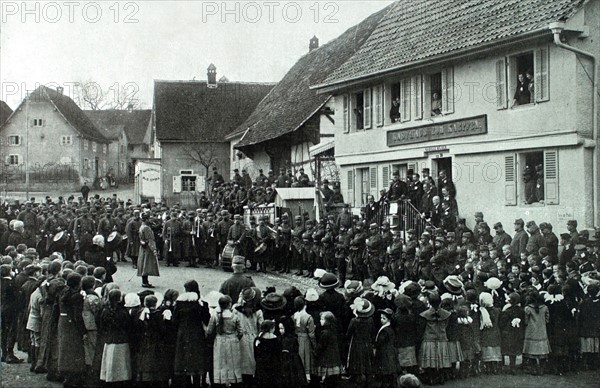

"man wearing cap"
[511, 218, 529, 259]
[73, 208, 96, 260]
[492, 222, 512, 252]
[320, 180, 334, 204]
[296, 168, 309, 188]
[525, 221, 546, 256]
[567, 220, 579, 245]
[349, 222, 368, 281]
[278, 215, 293, 273]
[366, 223, 385, 280]
[291, 216, 305, 276]
[125, 210, 142, 268]
[208, 167, 224, 189]
[17, 203, 38, 248]
[220, 256, 255, 302]
[539, 222, 558, 259]
[329, 184, 345, 205]
[162, 211, 182, 267]
[387, 170, 408, 201]
[216, 211, 233, 259]
[276, 168, 288, 188]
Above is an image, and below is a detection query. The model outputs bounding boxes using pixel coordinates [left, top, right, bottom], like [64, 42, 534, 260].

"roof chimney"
[56, 86, 64, 95]
[127, 103, 134, 112]
[309, 36, 319, 52]
[207, 63, 217, 88]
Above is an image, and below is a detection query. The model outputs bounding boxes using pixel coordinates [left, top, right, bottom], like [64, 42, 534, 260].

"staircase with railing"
[378, 199, 432, 238]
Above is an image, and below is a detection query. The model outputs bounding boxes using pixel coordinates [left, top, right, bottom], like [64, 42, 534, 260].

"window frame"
[7, 154, 20, 165]
[61, 135, 73, 146]
[32, 118, 44, 127]
[7, 135, 21, 146]
[181, 175, 197, 192]
[92, 142, 97, 152]
[505, 148, 559, 206]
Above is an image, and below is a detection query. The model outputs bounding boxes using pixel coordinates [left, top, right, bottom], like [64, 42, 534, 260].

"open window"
[500, 47, 550, 109]
[505, 149, 559, 206]
[353, 92, 364, 131]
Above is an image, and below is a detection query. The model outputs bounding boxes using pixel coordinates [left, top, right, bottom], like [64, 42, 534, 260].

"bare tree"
[183, 142, 226, 176]
[74, 81, 143, 110]
[75, 80, 109, 110]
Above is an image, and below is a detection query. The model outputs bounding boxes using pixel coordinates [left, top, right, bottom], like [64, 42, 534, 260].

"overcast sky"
[1, 0, 394, 109]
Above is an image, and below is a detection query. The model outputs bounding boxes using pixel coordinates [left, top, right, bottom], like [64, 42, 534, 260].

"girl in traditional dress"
[523, 290, 550, 375]
[57, 273, 86, 387]
[456, 305, 475, 378]
[136, 295, 169, 387]
[316, 311, 342, 388]
[418, 293, 451, 385]
[499, 292, 525, 374]
[100, 289, 133, 385]
[479, 292, 502, 374]
[207, 295, 243, 386]
[374, 308, 398, 388]
[346, 297, 374, 386]
[173, 280, 211, 387]
[278, 315, 308, 386]
[393, 294, 419, 375]
[292, 296, 317, 383]
[544, 284, 575, 374]
[578, 284, 600, 370]
[254, 320, 282, 387]
[235, 287, 263, 386]
[440, 297, 463, 379]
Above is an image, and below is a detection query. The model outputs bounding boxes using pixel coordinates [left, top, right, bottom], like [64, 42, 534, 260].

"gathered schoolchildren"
[1, 190, 600, 388]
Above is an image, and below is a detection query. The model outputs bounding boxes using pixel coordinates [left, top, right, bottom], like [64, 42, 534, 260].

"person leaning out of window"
[511, 73, 531, 108]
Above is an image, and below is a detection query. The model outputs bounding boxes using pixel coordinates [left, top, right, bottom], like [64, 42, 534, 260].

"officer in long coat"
[73, 208, 96, 260]
[125, 210, 142, 268]
[138, 213, 160, 288]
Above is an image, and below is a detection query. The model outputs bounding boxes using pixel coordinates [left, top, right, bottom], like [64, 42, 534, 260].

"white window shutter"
[374, 85, 383, 127]
[370, 166, 377, 190]
[382, 165, 389, 192]
[441, 67, 454, 114]
[342, 95, 349, 133]
[496, 58, 508, 109]
[364, 88, 372, 129]
[544, 150, 559, 204]
[346, 169, 354, 207]
[401, 78, 411, 122]
[534, 46, 550, 102]
[412, 75, 423, 120]
[504, 154, 517, 205]
[172, 176, 181, 193]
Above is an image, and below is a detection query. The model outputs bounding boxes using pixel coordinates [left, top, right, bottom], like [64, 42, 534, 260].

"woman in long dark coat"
[499, 292, 525, 374]
[173, 280, 211, 386]
[136, 295, 169, 387]
[138, 214, 160, 288]
[374, 308, 398, 388]
[58, 273, 86, 387]
[544, 285, 576, 374]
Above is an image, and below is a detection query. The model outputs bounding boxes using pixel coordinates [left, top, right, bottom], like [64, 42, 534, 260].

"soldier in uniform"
[276, 168, 288, 188]
[255, 216, 272, 272]
[539, 222, 559, 259]
[278, 215, 292, 273]
[232, 169, 243, 186]
[255, 169, 267, 187]
[329, 184, 344, 205]
[125, 210, 142, 269]
[366, 223, 385, 280]
[381, 221, 393, 248]
[219, 256, 255, 303]
[417, 232, 434, 280]
[203, 212, 219, 268]
[312, 219, 326, 269]
[182, 212, 195, 267]
[162, 211, 182, 267]
[297, 168, 310, 187]
[216, 210, 234, 264]
[43, 208, 66, 257]
[387, 228, 404, 285]
[227, 214, 247, 265]
[387, 170, 408, 201]
[73, 208, 96, 261]
[321, 223, 336, 273]
[300, 220, 316, 277]
[349, 222, 367, 281]
[113, 209, 128, 262]
[208, 167, 225, 189]
[320, 180, 334, 204]
[291, 216, 305, 276]
[97, 209, 115, 258]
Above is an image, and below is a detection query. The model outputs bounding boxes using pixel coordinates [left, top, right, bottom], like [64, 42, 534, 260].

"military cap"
[294, 215, 302, 221]
[567, 220, 577, 227]
[233, 214, 242, 220]
[526, 221, 537, 228]
[232, 256, 245, 265]
[474, 212, 484, 218]
[514, 218, 524, 226]
[493, 222, 503, 229]
[392, 170, 399, 176]
[369, 223, 378, 229]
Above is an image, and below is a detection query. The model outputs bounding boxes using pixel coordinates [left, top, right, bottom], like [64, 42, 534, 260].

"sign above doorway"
[387, 115, 487, 147]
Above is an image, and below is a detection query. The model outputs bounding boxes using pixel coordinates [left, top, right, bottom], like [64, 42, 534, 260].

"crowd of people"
[1, 167, 600, 388]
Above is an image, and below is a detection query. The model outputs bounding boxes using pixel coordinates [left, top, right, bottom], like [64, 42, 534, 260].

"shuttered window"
[400, 78, 411, 122]
[496, 58, 508, 109]
[364, 88, 372, 129]
[342, 95, 349, 133]
[382, 166, 389, 191]
[346, 169, 354, 207]
[504, 154, 517, 205]
[413, 75, 423, 120]
[534, 46, 550, 103]
[374, 85, 384, 127]
[441, 67, 454, 114]
[370, 166, 377, 190]
[544, 150, 558, 204]
[173, 176, 182, 193]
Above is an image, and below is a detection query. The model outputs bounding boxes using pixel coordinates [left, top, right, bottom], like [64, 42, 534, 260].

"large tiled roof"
[317, 0, 585, 87]
[27, 86, 109, 143]
[0, 101, 13, 125]
[85, 109, 152, 144]
[232, 4, 392, 148]
[154, 80, 274, 142]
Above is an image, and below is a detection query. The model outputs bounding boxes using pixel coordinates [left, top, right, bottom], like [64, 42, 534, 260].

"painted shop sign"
[387, 115, 487, 147]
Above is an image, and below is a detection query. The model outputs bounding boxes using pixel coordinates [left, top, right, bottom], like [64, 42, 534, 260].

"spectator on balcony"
[255, 169, 268, 187]
[526, 69, 534, 98]
[241, 169, 252, 191]
[320, 180, 334, 204]
[431, 92, 442, 116]
[389, 97, 401, 123]
[511, 73, 531, 108]
[387, 171, 408, 201]
[297, 168, 310, 187]
[276, 168, 288, 188]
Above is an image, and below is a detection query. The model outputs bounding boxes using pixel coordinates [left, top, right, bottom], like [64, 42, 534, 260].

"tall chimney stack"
[207, 63, 217, 88]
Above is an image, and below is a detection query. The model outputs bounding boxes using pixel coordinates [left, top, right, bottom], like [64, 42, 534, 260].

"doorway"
[434, 157, 453, 181]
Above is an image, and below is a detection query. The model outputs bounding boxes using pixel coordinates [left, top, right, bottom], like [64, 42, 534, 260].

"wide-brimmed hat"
[443, 275, 464, 295]
[318, 273, 339, 289]
[260, 293, 287, 311]
[350, 297, 374, 318]
[344, 280, 364, 296]
[241, 287, 262, 306]
[305, 288, 319, 302]
[371, 276, 396, 293]
[421, 280, 438, 295]
[484, 277, 502, 290]
[394, 293, 413, 310]
[399, 281, 420, 298]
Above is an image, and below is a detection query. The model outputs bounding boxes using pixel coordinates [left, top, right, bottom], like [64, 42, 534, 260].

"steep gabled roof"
[154, 80, 275, 142]
[25, 86, 109, 143]
[0, 101, 13, 125]
[85, 109, 152, 144]
[316, 0, 585, 88]
[232, 4, 393, 149]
